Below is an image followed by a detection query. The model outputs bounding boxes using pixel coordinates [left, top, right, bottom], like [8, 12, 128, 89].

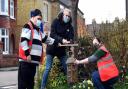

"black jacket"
[46, 17, 74, 56]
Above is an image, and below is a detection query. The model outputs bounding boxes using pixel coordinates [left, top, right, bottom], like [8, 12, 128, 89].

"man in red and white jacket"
[18, 9, 56, 89]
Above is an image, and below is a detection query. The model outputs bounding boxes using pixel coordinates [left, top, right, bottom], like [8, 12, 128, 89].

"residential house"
[16, 0, 60, 65]
[0, 0, 87, 67]
[87, 19, 114, 37]
[0, 0, 18, 67]
[77, 9, 87, 38]
[17, 0, 60, 27]
[87, 19, 101, 37]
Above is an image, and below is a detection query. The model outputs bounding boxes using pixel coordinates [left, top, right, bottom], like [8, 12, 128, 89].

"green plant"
[47, 73, 68, 89]
[34, 64, 46, 89]
[46, 57, 69, 89]
[72, 79, 94, 89]
[114, 77, 128, 89]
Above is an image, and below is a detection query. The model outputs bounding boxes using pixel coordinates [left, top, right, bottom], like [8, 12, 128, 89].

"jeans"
[92, 71, 118, 89]
[40, 54, 67, 89]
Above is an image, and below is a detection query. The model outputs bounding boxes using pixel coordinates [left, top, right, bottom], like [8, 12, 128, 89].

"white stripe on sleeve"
[20, 41, 29, 51]
[21, 28, 31, 40]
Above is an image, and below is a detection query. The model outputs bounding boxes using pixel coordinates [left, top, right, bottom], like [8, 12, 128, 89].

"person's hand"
[74, 59, 80, 65]
[27, 55, 31, 62]
[62, 39, 70, 44]
[46, 37, 55, 45]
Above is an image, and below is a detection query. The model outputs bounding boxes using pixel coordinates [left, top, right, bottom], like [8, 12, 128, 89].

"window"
[0, 0, 8, 15]
[0, 28, 9, 54]
[10, 0, 14, 18]
[43, 3, 48, 22]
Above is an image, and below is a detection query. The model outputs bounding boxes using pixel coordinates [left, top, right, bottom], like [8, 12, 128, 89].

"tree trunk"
[70, 0, 79, 41]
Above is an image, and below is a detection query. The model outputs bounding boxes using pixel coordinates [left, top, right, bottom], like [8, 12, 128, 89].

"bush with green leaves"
[34, 27, 128, 89]
[34, 64, 46, 89]
[72, 79, 94, 89]
[34, 57, 68, 89]
[46, 57, 69, 89]
[114, 75, 128, 89]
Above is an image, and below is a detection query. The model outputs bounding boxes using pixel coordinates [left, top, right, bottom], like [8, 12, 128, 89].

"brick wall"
[0, 0, 18, 68]
[0, 16, 10, 28]
[77, 15, 87, 38]
[0, 55, 18, 68]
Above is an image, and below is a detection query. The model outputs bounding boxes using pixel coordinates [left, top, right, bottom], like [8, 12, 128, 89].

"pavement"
[0, 67, 18, 71]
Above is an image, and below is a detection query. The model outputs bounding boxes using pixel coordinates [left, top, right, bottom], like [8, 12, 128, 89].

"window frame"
[0, 0, 9, 16]
[0, 28, 9, 54]
[10, 0, 14, 18]
[43, 3, 48, 22]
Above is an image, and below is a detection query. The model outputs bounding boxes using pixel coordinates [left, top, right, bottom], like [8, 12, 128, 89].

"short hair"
[96, 37, 102, 43]
[30, 9, 42, 17]
[30, 10, 34, 17]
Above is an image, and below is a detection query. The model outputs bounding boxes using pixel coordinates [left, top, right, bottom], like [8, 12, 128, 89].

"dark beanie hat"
[30, 10, 34, 17]
[31, 9, 42, 17]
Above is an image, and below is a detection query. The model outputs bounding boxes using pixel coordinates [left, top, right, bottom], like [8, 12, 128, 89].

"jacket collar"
[29, 20, 40, 31]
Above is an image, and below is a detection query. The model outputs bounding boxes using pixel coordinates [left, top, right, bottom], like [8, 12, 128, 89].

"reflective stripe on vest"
[98, 62, 114, 71]
[97, 45, 119, 81]
[98, 54, 113, 62]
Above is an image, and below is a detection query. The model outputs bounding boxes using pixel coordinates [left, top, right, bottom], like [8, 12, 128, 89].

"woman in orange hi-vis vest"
[75, 38, 119, 89]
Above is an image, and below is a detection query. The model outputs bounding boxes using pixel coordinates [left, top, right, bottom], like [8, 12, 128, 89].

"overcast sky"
[78, 0, 125, 24]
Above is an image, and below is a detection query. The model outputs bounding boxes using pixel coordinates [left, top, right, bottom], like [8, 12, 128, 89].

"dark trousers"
[18, 61, 37, 89]
[92, 71, 118, 89]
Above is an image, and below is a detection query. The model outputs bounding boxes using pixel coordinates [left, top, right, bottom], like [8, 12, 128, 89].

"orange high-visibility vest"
[97, 45, 119, 81]
[19, 22, 34, 60]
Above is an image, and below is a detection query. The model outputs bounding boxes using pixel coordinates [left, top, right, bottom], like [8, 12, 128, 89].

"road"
[0, 70, 17, 89]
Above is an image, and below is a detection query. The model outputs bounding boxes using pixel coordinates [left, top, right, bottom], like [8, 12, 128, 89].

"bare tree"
[70, 0, 79, 41]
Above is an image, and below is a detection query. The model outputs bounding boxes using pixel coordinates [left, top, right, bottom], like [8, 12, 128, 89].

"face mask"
[36, 20, 42, 27]
[63, 15, 70, 23]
